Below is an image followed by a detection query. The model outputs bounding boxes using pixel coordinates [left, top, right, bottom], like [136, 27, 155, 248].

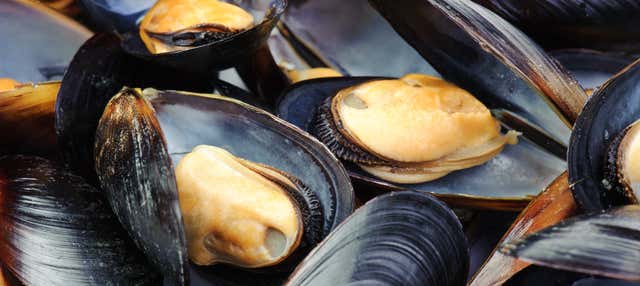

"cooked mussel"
[121, 0, 287, 73]
[0, 155, 160, 285]
[0, 81, 59, 158]
[286, 191, 469, 286]
[93, 87, 353, 283]
[279, 0, 586, 209]
[314, 73, 518, 184]
[139, 0, 254, 54]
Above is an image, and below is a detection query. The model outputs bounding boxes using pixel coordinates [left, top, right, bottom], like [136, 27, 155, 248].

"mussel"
[604, 120, 640, 203]
[139, 0, 255, 54]
[92, 87, 353, 284]
[0, 81, 59, 158]
[0, 155, 160, 285]
[120, 0, 287, 73]
[313, 73, 519, 184]
[279, 0, 587, 209]
[286, 191, 469, 286]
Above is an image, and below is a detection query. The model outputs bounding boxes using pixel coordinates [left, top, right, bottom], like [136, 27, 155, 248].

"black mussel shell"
[78, 0, 155, 33]
[277, 77, 564, 210]
[56, 33, 212, 183]
[473, 0, 640, 54]
[93, 88, 354, 283]
[121, 0, 287, 73]
[550, 49, 632, 92]
[0, 155, 160, 285]
[500, 205, 640, 281]
[0, 0, 90, 82]
[568, 58, 640, 212]
[286, 191, 469, 286]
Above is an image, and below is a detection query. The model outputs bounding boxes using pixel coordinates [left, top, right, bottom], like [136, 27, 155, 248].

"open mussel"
[93, 87, 354, 284]
[286, 191, 469, 286]
[139, 0, 255, 54]
[279, 0, 587, 209]
[0, 155, 160, 285]
[0, 81, 59, 158]
[569, 58, 640, 211]
[313, 73, 519, 184]
[121, 0, 287, 73]
[473, 0, 640, 54]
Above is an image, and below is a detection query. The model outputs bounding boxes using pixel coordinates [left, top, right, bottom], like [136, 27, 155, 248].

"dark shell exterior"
[55, 33, 211, 183]
[285, 191, 469, 286]
[121, 0, 287, 73]
[500, 205, 640, 281]
[94, 88, 354, 284]
[473, 0, 640, 54]
[0, 0, 91, 82]
[0, 155, 160, 286]
[568, 58, 640, 212]
[277, 77, 564, 210]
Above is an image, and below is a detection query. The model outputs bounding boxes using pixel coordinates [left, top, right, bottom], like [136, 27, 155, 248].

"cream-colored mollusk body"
[331, 74, 518, 184]
[175, 145, 303, 267]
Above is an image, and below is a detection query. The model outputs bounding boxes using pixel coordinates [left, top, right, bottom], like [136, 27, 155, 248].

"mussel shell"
[0, 0, 90, 82]
[0, 155, 160, 285]
[500, 205, 640, 281]
[94, 88, 354, 283]
[550, 49, 632, 91]
[473, 0, 640, 54]
[270, 0, 437, 77]
[56, 33, 212, 182]
[277, 77, 565, 210]
[568, 59, 640, 212]
[121, 0, 287, 73]
[285, 191, 469, 286]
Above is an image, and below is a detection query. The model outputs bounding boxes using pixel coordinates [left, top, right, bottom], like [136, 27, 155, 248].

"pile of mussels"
[2, 0, 640, 285]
